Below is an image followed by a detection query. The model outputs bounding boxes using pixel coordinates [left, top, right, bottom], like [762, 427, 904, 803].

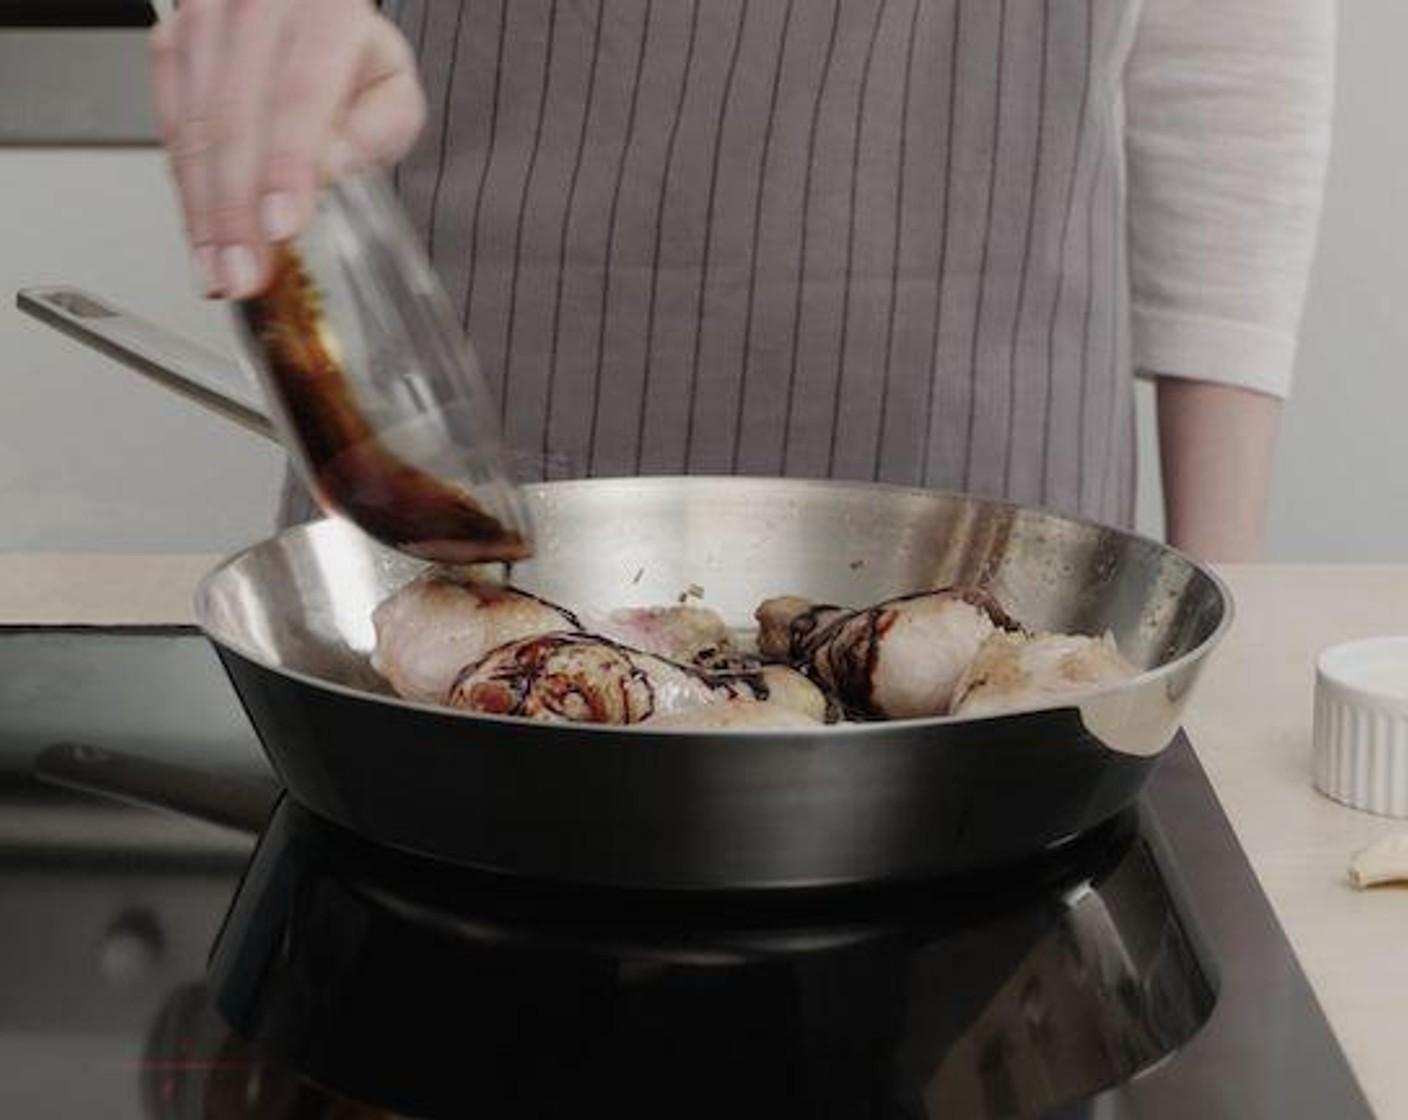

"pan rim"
[195, 476, 1233, 740]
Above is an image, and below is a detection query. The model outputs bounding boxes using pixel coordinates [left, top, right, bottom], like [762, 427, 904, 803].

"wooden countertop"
[1, 554, 1404, 1115]
[0, 553, 209, 626]
[1180, 565, 1408, 1120]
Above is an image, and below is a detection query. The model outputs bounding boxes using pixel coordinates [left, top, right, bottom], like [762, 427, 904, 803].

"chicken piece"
[371, 572, 579, 703]
[448, 634, 711, 723]
[590, 605, 732, 663]
[756, 589, 1018, 719]
[641, 699, 823, 731]
[950, 631, 1138, 718]
[755, 596, 848, 661]
[756, 664, 834, 723]
[690, 646, 836, 723]
[447, 634, 831, 725]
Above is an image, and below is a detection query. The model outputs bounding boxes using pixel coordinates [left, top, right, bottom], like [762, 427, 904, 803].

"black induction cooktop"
[0, 630, 1375, 1118]
[0, 1, 153, 27]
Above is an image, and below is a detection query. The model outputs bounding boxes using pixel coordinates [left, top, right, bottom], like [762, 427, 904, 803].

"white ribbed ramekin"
[1314, 637, 1408, 817]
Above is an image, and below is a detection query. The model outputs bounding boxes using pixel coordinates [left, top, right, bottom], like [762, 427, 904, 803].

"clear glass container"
[231, 169, 533, 564]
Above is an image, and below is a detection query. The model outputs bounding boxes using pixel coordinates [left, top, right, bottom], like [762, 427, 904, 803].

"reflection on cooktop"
[155, 797, 1213, 1120]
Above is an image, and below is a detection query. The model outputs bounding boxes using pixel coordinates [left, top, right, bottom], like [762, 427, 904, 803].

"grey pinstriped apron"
[281, 0, 1138, 529]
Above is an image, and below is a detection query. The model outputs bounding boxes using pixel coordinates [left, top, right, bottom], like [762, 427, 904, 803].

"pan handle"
[33, 742, 281, 838]
[16, 286, 278, 443]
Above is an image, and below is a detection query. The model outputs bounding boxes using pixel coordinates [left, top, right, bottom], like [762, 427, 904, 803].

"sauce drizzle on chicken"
[372, 574, 1136, 728]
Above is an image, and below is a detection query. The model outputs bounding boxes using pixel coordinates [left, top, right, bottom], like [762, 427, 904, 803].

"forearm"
[1156, 378, 1282, 562]
[1130, 0, 1329, 563]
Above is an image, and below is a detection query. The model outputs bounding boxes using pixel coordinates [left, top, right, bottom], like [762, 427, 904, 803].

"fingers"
[149, 0, 426, 301]
[339, 60, 428, 174]
[153, 0, 285, 297]
[176, 0, 232, 290]
[149, 16, 218, 293]
[151, 3, 227, 294]
[259, 0, 374, 249]
[205, 0, 294, 297]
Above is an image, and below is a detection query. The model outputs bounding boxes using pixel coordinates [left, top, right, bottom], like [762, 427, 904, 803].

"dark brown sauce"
[794, 587, 1020, 720]
[451, 633, 657, 723]
[449, 630, 791, 724]
[787, 603, 846, 661]
[238, 245, 531, 564]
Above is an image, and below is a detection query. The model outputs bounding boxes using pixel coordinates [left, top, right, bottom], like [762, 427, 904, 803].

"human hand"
[150, 0, 427, 299]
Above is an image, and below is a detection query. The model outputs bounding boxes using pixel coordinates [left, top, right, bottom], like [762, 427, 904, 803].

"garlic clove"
[1348, 832, 1408, 889]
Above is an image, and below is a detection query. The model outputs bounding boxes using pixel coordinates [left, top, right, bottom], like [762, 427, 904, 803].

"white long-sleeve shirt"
[1128, 0, 1335, 398]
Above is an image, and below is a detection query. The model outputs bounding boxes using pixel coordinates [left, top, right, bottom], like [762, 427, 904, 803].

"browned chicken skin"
[371, 571, 579, 704]
[951, 631, 1138, 717]
[446, 633, 827, 725]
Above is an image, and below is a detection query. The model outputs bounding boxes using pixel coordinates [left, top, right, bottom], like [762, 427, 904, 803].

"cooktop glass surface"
[0, 631, 1373, 1118]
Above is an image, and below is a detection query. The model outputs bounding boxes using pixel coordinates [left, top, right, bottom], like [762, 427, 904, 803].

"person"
[148, 0, 1333, 561]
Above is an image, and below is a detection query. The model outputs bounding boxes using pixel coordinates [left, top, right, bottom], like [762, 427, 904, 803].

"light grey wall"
[0, 150, 282, 553]
[1262, 2, 1407, 560]
[0, 4, 1393, 557]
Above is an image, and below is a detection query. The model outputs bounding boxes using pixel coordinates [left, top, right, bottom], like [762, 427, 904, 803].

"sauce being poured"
[237, 246, 531, 564]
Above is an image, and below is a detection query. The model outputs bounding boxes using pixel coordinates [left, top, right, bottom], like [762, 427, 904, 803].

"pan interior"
[195, 478, 1226, 700]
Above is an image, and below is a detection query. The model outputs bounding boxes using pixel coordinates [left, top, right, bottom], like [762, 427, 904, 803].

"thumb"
[333, 68, 428, 178]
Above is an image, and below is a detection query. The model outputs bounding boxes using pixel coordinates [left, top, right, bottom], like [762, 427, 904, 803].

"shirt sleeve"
[1125, 0, 1335, 399]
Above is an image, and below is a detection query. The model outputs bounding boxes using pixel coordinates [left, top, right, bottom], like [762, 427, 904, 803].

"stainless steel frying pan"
[18, 286, 1231, 890]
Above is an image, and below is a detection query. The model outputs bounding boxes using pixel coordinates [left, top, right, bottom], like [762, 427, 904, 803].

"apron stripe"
[541, 0, 608, 478]
[633, 0, 705, 473]
[778, 0, 844, 474]
[823, 0, 890, 478]
[1043, 0, 1095, 507]
[730, 0, 797, 473]
[425, 2, 468, 258]
[962, 0, 1009, 492]
[501, 1, 561, 426]
[1047, 0, 1098, 507]
[1004, 0, 1050, 498]
[586, 0, 653, 474]
[1101, 119, 1129, 516]
[873, 0, 924, 482]
[681, 0, 753, 469]
[458, 0, 510, 341]
[390, 0, 429, 192]
[920, 1, 964, 488]
[1077, 110, 1110, 512]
